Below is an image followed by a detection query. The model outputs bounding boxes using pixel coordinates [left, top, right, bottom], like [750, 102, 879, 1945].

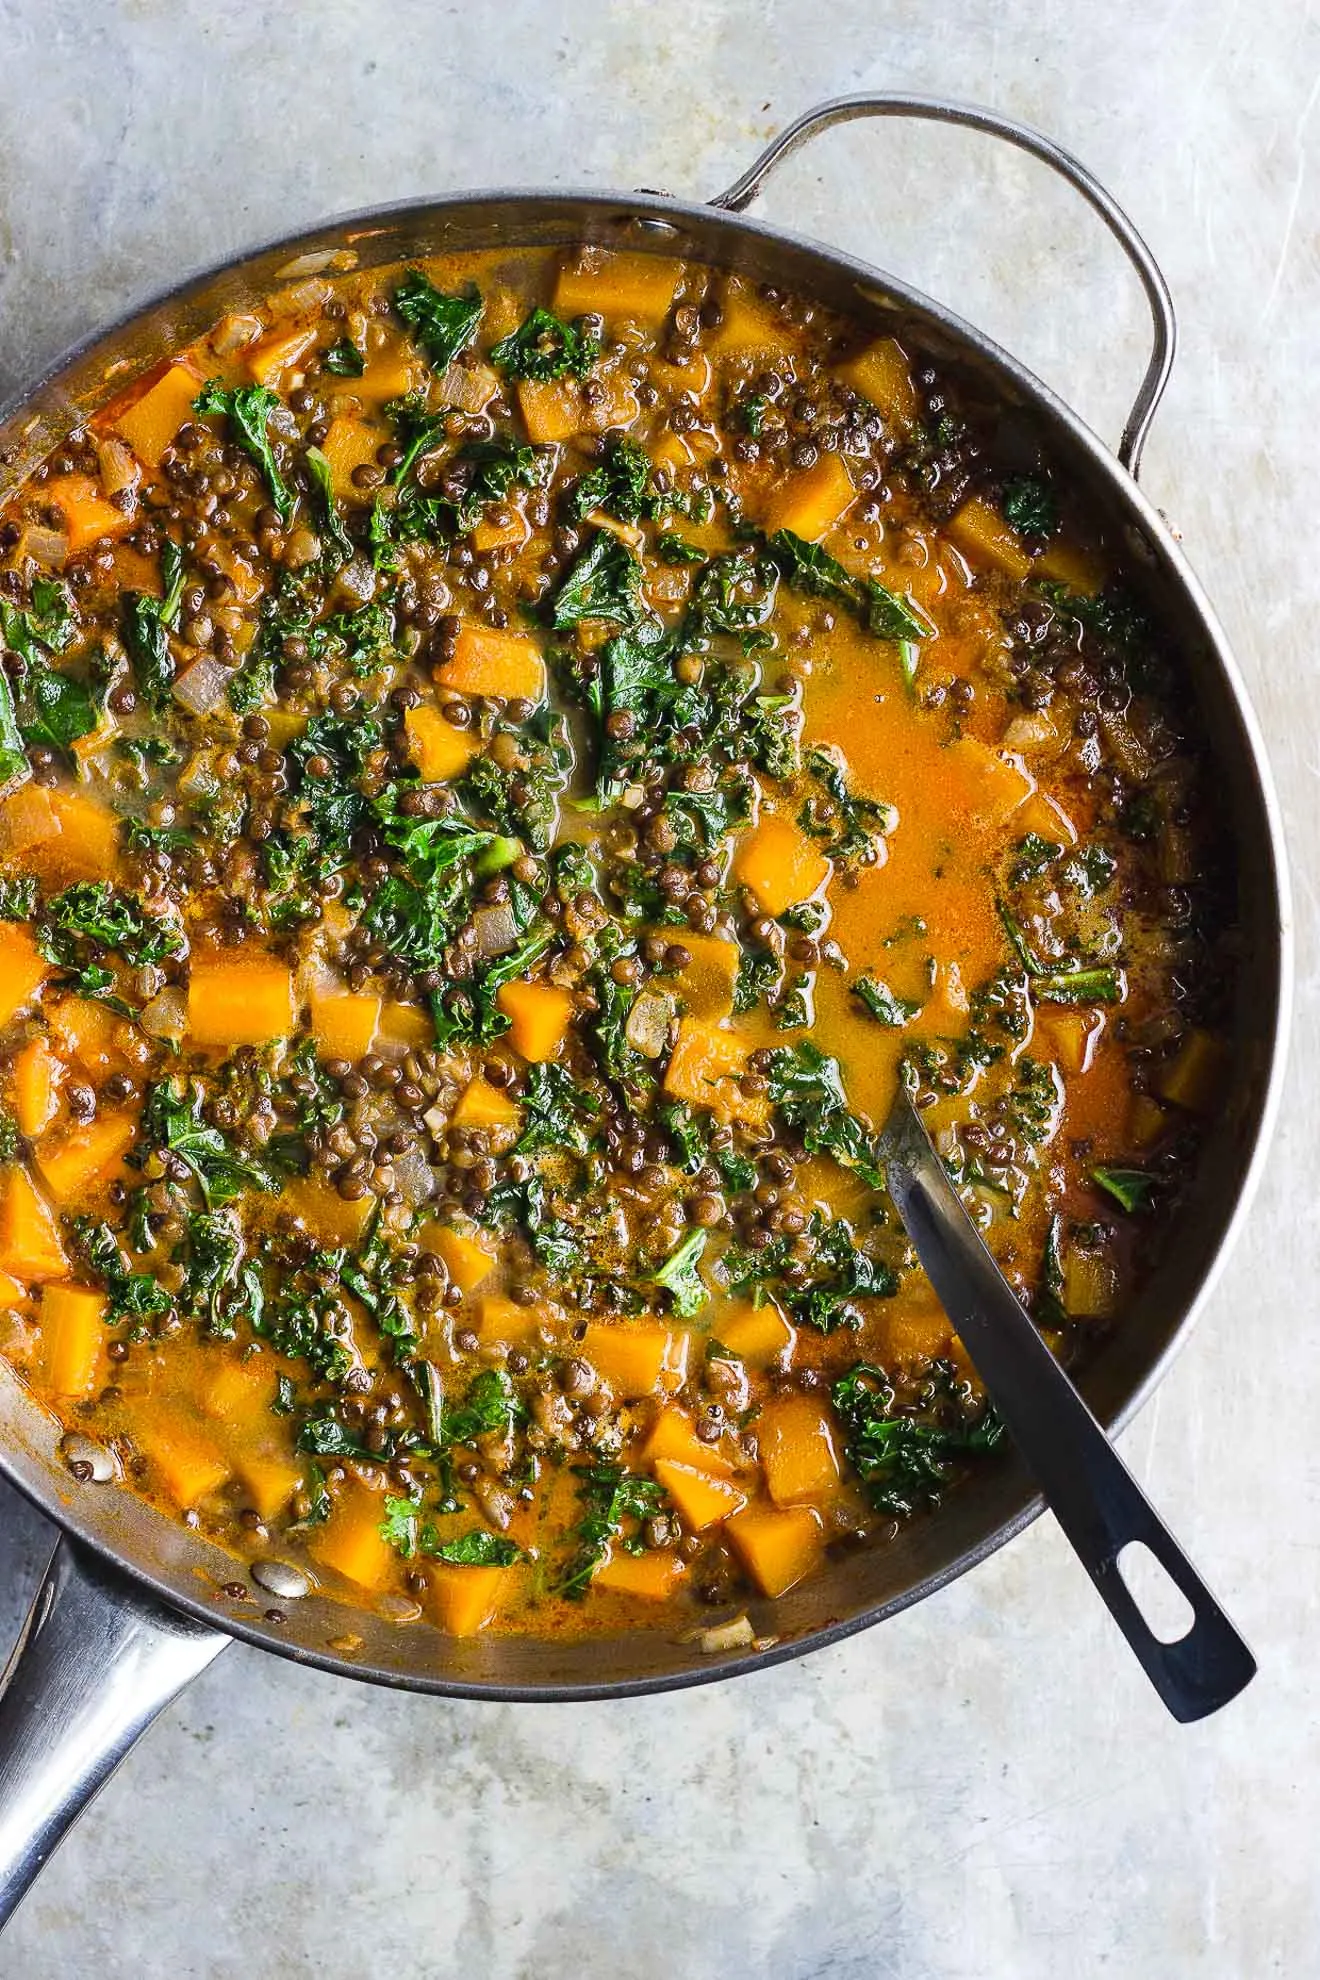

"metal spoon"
[878, 1084, 1255, 1722]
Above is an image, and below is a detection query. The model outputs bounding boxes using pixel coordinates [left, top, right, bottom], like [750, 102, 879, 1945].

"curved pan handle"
[710, 92, 1177, 480]
[0, 1537, 228, 1926]
[879, 1090, 1255, 1722]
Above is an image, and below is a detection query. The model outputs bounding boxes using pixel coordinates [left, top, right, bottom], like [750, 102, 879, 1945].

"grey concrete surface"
[0, 1, 1316, 1973]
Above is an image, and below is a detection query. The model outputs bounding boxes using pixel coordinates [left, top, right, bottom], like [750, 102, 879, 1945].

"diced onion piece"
[139, 987, 187, 1040]
[391, 1149, 437, 1208]
[172, 655, 231, 716]
[21, 523, 69, 570]
[210, 312, 264, 356]
[470, 900, 520, 960]
[691, 1614, 756, 1655]
[93, 434, 139, 497]
[625, 987, 677, 1059]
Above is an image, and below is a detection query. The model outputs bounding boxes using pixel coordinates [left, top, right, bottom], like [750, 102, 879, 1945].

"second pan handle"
[710, 92, 1177, 480]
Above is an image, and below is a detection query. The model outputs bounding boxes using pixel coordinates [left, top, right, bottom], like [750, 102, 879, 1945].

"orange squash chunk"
[202, 1357, 273, 1423]
[188, 957, 294, 1047]
[516, 377, 582, 444]
[46, 997, 127, 1079]
[426, 1223, 497, 1296]
[35, 1112, 136, 1206]
[0, 784, 61, 856]
[355, 349, 420, 403]
[139, 1425, 230, 1509]
[734, 810, 830, 917]
[663, 1016, 769, 1127]
[1155, 1029, 1226, 1113]
[45, 790, 120, 878]
[641, 1404, 734, 1476]
[717, 1303, 794, 1369]
[594, 1548, 686, 1600]
[378, 999, 433, 1048]
[39, 1284, 107, 1397]
[308, 1487, 395, 1591]
[554, 252, 681, 325]
[726, 1505, 823, 1597]
[872, 1301, 952, 1367]
[949, 737, 1035, 824]
[0, 924, 51, 1027]
[233, 1452, 302, 1523]
[469, 509, 529, 555]
[434, 622, 546, 703]
[758, 1395, 842, 1507]
[44, 475, 132, 555]
[0, 1271, 27, 1307]
[404, 704, 478, 783]
[759, 452, 856, 543]
[0, 1168, 68, 1282]
[834, 336, 920, 428]
[451, 1075, 521, 1132]
[13, 1036, 62, 1136]
[428, 1563, 510, 1637]
[474, 1293, 544, 1344]
[246, 326, 317, 388]
[708, 282, 797, 356]
[318, 415, 386, 503]
[309, 990, 381, 1063]
[670, 932, 740, 1021]
[654, 1458, 747, 1532]
[281, 1177, 374, 1249]
[114, 361, 203, 472]
[948, 496, 1031, 580]
[495, 979, 574, 1062]
[580, 1321, 689, 1399]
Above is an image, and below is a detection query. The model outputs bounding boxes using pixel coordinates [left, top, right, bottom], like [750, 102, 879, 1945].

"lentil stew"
[0, 244, 1234, 1648]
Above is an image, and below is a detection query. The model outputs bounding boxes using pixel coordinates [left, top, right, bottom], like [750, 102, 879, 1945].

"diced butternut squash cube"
[451, 1075, 521, 1132]
[13, 1036, 62, 1137]
[1128, 1094, 1168, 1149]
[580, 1321, 689, 1399]
[1041, 1008, 1103, 1077]
[1063, 1246, 1119, 1320]
[355, 350, 420, 403]
[0, 784, 61, 856]
[554, 252, 682, 325]
[734, 810, 831, 917]
[404, 704, 478, 783]
[44, 791, 120, 880]
[872, 1300, 952, 1367]
[434, 622, 546, 703]
[469, 509, 529, 555]
[318, 415, 387, 503]
[233, 1452, 302, 1523]
[428, 1563, 510, 1637]
[670, 932, 740, 1021]
[716, 1303, 794, 1368]
[114, 362, 204, 473]
[34, 1112, 136, 1206]
[949, 737, 1035, 824]
[188, 957, 294, 1047]
[0, 925, 50, 1027]
[474, 1292, 544, 1344]
[44, 475, 132, 555]
[0, 1271, 27, 1307]
[139, 1426, 230, 1509]
[39, 1284, 106, 1397]
[280, 1176, 374, 1249]
[834, 336, 919, 428]
[0, 1168, 68, 1282]
[594, 1547, 686, 1600]
[517, 377, 582, 444]
[426, 1223, 498, 1296]
[246, 326, 317, 388]
[758, 1395, 842, 1507]
[708, 281, 797, 356]
[759, 451, 856, 542]
[663, 1017, 768, 1127]
[654, 1458, 747, 1532]
[309, 1487, 395, 1591]
[1155, 1029, 1226, 1113]
[46, 997, 127, 1079]
[202, 1357, 273, 1423]
[495, 979, 574, 1062]
[641, 1404, 733, 1476]
[310, 991, 381, 1063]
[378, 999, 433, 1048]
[1035, 538, 1105, 595]
[948, 497, 1031, 580]
[1015, 789, 1078, 845]
[726, 1504, 823, 1597]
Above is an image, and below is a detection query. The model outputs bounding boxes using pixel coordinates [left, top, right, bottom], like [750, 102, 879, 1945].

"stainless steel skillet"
[0, 93, 1291, 1924]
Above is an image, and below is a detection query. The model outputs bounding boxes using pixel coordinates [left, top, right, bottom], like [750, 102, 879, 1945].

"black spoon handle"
[881, 1090, 1255, 1722]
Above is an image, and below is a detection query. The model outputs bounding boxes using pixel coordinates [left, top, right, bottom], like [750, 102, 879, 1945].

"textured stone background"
[0, 1, 1316, 1973]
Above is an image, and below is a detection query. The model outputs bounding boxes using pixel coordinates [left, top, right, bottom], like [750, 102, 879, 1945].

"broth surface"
[0, 245, 1231, 1645]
